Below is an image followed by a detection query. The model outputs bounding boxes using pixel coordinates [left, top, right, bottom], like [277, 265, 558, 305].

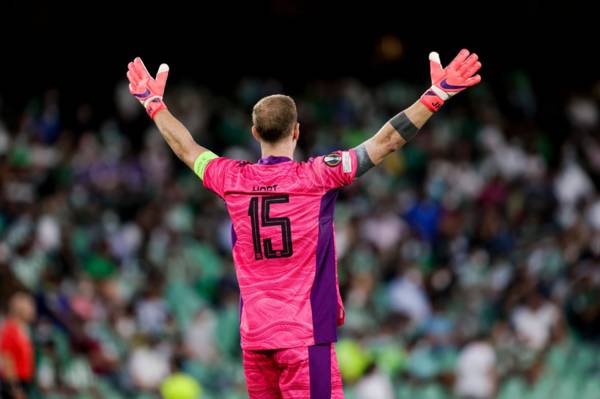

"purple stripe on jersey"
[257, 156, 292, 165]
[231, 224, 243, 320]
[231, 224, 237, 247]
[309, 344, 332, 398]
[310, 189, 339, 344]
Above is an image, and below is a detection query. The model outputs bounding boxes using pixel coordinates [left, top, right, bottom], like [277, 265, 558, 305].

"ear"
[251, 126, 261, 142]
[292, 123, 300, 142]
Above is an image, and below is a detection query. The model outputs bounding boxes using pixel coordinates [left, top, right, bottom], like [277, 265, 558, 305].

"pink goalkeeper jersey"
[203, 150, 358, 350]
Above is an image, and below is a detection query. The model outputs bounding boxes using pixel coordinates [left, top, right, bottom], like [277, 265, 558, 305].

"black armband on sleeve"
[354, 144, 375, 177]
[390, 112, 419, 142]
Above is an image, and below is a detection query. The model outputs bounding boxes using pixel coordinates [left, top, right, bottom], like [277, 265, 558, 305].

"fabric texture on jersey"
[202, 151, 358, 350]
[242, 343, 344, 399]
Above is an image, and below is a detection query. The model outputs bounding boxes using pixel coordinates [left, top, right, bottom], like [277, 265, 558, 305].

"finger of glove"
[447, 49, 470, 71]
[128, 62, 143, 82]
[154, 63, 169, 87]
[126, 69, 146, 92]
[463, 61, 482, 78]
[133, 57, 151, 80]
[458, 53, 479, 76]
[128, 83, 142, 95]
[465, 74, 482, 86]
[128, 80, 145, 95]
[126, 70, 140, 86]
[429, 52, 444, 82]
[128, 83, 137, 94]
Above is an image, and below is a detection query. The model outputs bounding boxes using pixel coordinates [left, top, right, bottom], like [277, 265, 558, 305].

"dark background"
[1, 1, 595, 94]
[0, 0, 595, 155]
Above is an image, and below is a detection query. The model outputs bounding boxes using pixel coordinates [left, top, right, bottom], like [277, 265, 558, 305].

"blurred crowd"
[1, 73, 600, 399]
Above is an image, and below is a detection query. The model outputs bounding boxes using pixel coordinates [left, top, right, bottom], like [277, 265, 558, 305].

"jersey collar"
[257, 156, 292, 165]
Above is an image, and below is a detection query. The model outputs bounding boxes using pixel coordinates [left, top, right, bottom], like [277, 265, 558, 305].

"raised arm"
[127, 57, 213, 177]
[355, 49, 482, 176]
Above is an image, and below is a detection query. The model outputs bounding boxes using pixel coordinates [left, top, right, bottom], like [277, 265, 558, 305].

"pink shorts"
[242, 343, 344, 399]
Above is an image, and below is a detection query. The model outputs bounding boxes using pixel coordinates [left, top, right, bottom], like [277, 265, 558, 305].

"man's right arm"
[126, 57, 217, 179]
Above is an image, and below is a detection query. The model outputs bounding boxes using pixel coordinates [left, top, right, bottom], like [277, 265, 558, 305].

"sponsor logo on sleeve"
[323, 152, 342, 167]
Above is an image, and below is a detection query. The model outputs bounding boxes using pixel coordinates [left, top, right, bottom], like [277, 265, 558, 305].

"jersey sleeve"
[201, 156, 237, 198]
[308, 149, 358, 190]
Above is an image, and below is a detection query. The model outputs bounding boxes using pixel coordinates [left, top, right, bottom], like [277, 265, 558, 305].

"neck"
[260, 141, 294, 160]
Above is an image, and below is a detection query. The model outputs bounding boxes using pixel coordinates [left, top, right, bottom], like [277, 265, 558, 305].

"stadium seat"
[528, 374, 554, 399]
[553, 373, 582, 399]
[396, 383, 417, 399]
[420, 383, 449, 399]
[546, 343, 570, 374]
[498, 377, 528, 399]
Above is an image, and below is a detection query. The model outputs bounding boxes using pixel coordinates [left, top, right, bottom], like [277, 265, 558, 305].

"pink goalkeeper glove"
[127, 57, 169, 118]
[419, 49, 482, 112]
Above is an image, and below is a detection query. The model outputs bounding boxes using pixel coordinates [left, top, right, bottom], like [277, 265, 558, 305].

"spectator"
[454, 335, 497, 399]
[128, 337, 171, 392]
[354, 364, 394, 399]
[511, 291, 562, 351]
[388, 267, 431, 325]
[0, 292, 36, 399]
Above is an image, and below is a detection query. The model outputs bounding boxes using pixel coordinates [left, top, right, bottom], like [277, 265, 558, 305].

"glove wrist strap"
[145, 98, 167, 119]
[419, 87, 445, 112]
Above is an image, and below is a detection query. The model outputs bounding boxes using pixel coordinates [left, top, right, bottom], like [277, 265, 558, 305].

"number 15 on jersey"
[247, 195, 294, 260]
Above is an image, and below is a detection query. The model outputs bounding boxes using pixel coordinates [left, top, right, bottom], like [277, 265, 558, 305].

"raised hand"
[419, 49, 482, 112]
[127, 57, 170, 118]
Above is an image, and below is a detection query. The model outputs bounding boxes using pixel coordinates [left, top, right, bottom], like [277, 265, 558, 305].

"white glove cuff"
[143, 95, 163, 108]
[430, 85, 450, 101]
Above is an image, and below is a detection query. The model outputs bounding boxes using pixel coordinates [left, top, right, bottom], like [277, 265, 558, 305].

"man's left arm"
[354, 49, 482, 176]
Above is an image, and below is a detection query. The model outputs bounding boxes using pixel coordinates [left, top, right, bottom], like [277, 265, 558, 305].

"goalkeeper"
[127, 49, 481, 398]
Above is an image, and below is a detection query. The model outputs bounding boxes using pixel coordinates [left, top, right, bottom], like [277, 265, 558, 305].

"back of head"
[252, 94, 297, 143]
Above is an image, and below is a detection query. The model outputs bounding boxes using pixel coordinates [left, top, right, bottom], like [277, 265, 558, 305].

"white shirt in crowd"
[455, 341, 496, 399]
[355, 370, 395, 399]
[511, 302, 559, 350]
[388, 270, 431, 324]
[128, 345, 170, 390]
